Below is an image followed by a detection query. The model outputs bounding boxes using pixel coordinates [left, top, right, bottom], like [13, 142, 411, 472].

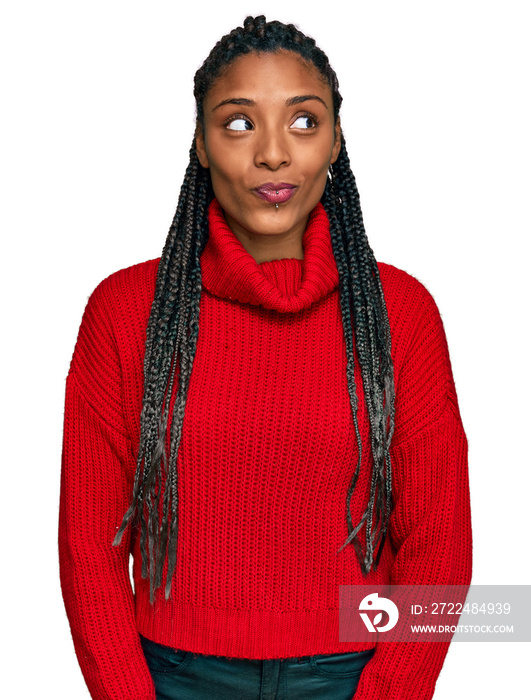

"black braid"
[113, 15, 395, 602]
[323, 136, 395, 571]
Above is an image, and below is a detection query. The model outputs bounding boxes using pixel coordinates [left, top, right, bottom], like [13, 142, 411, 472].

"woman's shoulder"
[377, 261, 435, 305]
[377, 262, 462, 441]
[69, 259, 162, 409]
[376, 261, 450, 374]
[90, 258, 161, 307]
[377, 261, 443, 332]
[76, 258, 161, 352]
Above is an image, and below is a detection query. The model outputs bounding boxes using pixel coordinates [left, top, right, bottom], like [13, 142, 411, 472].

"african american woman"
[59, 15, 472, 700]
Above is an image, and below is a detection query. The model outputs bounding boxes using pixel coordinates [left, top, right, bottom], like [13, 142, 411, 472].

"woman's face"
[195, 50, 341, 260]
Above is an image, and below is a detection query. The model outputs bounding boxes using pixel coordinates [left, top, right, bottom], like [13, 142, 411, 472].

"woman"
[59, 15, 472, 700]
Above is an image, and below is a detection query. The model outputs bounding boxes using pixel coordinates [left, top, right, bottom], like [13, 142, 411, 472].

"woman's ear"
[330, 118, 341, 165]
[195, 125, 210, 169]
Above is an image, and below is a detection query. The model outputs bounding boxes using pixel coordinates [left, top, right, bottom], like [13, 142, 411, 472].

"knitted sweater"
[59, 198, 472, 700]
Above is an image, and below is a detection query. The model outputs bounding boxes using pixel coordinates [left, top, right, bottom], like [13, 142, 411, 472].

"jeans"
[139, 634, 375, 700]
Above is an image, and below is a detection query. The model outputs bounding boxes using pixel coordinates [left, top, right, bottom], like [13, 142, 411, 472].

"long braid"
[324, 136, 395, 571]
[113, 145, 212, 602]
[113, 14, 395, 602]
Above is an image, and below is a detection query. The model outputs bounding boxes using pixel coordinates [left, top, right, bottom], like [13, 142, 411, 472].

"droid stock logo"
[359, 593, 399, 633]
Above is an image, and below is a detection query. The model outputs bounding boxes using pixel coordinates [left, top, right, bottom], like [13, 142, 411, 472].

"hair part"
[113, 14, 395, 604]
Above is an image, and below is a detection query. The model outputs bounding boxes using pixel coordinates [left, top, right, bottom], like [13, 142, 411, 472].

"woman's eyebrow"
[211, 98, 254, 112]
[286, 94, 327, 108]
[211, 94, 328, 113]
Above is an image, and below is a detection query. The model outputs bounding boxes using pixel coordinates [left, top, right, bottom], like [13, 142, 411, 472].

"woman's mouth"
[253, 183, 296, 204]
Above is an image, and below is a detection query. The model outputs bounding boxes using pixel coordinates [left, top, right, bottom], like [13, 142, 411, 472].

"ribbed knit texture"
[59, 198, 472, 700]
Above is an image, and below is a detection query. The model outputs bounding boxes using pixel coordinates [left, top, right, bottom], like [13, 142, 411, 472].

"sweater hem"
[135, 599, 376, 659]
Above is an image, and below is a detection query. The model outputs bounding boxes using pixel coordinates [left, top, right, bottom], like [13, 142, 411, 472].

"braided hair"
[113, 15, 395, 603]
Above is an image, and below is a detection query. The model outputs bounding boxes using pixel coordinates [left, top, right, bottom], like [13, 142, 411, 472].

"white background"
[2, 1, 530, 698]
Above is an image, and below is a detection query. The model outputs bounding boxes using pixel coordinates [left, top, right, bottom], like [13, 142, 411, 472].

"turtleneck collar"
[200, 198, 339, 313]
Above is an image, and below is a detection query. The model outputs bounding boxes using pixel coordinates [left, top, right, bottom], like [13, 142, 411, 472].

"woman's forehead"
[204, 50, 332, 109]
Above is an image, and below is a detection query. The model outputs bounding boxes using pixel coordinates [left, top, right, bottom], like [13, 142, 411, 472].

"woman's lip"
[253, 184, 297, 204]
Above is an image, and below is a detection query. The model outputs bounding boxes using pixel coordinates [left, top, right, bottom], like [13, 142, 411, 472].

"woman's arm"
[353, 270, 473, 700]
[58, 281, 156, 700]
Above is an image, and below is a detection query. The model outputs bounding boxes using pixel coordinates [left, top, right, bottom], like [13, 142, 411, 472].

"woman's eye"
[291, 115, 316, 129]
[226, 118, 252, 131]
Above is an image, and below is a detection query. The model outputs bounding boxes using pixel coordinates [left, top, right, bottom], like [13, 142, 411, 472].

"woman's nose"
[253, 127, 291, 170]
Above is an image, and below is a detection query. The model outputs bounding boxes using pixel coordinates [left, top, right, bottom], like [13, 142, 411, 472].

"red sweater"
[59, 198, 472, 699]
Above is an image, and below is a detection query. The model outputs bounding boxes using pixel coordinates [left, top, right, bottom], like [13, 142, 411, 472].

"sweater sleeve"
[353, 277, 473, 700]
[58, 281, 156, 700]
